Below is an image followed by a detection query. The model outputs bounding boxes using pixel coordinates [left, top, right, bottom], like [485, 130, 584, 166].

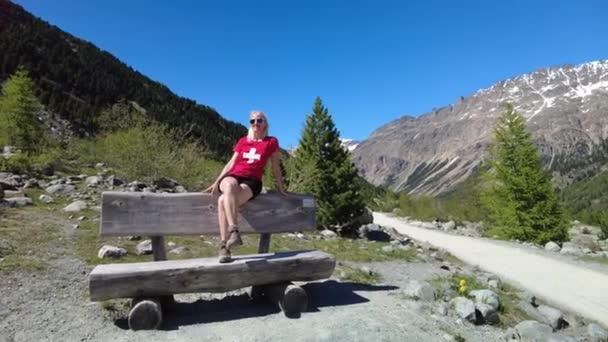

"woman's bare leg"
[219, 178, 254, 229]
[217, 195, 229, 242]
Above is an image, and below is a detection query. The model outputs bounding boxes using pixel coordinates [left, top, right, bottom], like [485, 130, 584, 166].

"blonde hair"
[247, 110, 269, 140]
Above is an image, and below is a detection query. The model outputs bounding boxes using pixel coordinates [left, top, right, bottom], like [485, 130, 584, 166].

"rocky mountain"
[352, 61, 608, 195]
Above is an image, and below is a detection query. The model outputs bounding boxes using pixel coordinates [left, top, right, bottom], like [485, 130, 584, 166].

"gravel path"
[374, 212, 608, 327]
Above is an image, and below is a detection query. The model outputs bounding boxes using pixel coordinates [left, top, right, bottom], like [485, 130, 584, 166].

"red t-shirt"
[229, 136, 279, 181]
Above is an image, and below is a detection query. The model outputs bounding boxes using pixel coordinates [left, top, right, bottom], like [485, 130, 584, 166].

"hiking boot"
[226, 228, 243, 249]
[218, 246, 232, 263]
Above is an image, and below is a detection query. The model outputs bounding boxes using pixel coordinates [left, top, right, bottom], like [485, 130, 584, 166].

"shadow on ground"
[114, 280, 399, 330]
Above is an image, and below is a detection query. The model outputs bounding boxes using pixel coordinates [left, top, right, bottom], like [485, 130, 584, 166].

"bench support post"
[151, 236, 167, 261]
[250, 233, 272, 301]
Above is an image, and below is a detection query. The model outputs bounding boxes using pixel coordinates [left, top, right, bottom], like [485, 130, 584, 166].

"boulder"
[545, 241, 561, 252]
[537, 305, 567, 330]
[86, 176, 102, 187]
[39, 194, 54, 203]
[4, 197, 32, 207]
[449, 297, 480, 324]
[475, 302, 499, 325]
[136, 240, 153, 256]
[320, 229, 337, 239]
[512, 321, 553, 341]
[570, 234, 601, 252]
[403, 280, 436, 302]
[560, 242, 584, 257]
[45, 184, 76, 195]
[97, 245, 127, 259]
[63, 201, 87, 212]
[469, 289, 500, 311]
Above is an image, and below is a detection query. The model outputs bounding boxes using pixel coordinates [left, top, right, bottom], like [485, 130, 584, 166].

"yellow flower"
[459, 279, 467, 287]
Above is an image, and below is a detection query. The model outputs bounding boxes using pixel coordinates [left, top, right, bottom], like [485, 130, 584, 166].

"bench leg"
[265, 282, 308, 317]
[128, 297, 163, 330]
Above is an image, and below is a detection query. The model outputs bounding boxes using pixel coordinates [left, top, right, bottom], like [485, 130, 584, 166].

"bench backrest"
[100, 192, 316, 236]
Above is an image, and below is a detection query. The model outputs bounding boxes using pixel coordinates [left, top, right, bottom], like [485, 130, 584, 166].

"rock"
[537, 305, 567, 330]
[86, 176, 102, 187]
[320, 229, 337, 239]
[488, 279, 500, 290]
[45, 184, 76, 195]
[95, 162, 105, 169]
[4, 197, 33, 207]
[359, 266, 373, 276]
[63, 200, 88, 212]
[403, 280, 436, 302]
[435, 303, 449, 316]
[167, 241, 177, 247]
[169, 247, 190, 255]
[136, 240, 153, 256]
[39, 194, 54, 203]
[588, 323, 608, 342]
[359, 224, 392, 242]
[296, 233, 305, 239]
[153, 177, 180, 189]
[442, 221, 456, 231]
[513, 321, 553, 341]
[449, 297, 480, 324]
[105, 175, 125, 187]
[560, 242, 584, 257]
[469, 289, 500, 311]
[475, 302, 499, 325]
[175, 185, 187, 193]
[97, 245, 127, 259]
[545, 241, 561, 252]
[570, 224, 602, 237]
[382, 246, 394, 253]
[571, 234, 601, 252]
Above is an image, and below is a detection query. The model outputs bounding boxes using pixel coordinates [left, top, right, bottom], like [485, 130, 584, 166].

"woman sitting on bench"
[204, 110, 288, 263]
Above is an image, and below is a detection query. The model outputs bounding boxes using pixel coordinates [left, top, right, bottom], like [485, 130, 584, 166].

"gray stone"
[488, 279, 500, 290]
[382, 246, 395, 253]
[97, 245, 127, 259]
[63, 200, 87, 212]
[403, 280, 436, 302]
[39, 194, 54, 203]
[175, 185, 187, 193]
[45, 184, 76, 195]
[136, 240, 153, 256]
[4, 197, 33, 207]
[469, 289, 500, 311]
[513, 320, 553, 341]
[435, 303, 449, 316]
[588, 323, 608, 342]
[443, 221, 456, 231]
[560, 242, 584, 257]
[537, 305, 567, 330]
[475, 302, 499, 325]
[449, 297, 479, 324]
[545, 241, 561, 252]
[571, 234, 601, 252]
[359, 266, 372, 276]
[105, 175, 125, 187]
[320, 229, 337, 239]
[86, 176, 102, 187]
[169, 247, 190, 255]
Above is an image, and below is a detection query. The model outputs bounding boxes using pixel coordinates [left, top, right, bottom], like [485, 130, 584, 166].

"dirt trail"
[374, 212, 608, 327]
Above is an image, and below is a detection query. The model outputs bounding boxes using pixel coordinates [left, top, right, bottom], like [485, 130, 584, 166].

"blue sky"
[13, 0, 608, 148]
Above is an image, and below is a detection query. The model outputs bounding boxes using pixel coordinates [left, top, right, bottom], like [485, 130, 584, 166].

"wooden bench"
[88, 191, 336, 330]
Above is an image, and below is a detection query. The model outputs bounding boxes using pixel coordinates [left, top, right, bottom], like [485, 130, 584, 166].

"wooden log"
[151, 236, 166, 261]
[89, 250, 335, 301]
[100, 192, 316, 236]
[128, 298, 162, 330]
[265, 282, 308, 316]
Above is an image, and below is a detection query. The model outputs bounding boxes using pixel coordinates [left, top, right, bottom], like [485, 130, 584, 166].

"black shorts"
[220, 174, 263, 200]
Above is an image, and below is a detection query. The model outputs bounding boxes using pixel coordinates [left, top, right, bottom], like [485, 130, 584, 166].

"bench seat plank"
[89, 249, 335, 301]
[100, 192, 316, 236]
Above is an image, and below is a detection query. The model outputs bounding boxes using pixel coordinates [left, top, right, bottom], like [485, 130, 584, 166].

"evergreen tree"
[481, 103, 568, 244]
[0, 67, 45, 154]
[289, 97, 365, 234]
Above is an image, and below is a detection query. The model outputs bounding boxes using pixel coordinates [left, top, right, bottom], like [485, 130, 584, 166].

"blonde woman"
[204, 111, 287, 263]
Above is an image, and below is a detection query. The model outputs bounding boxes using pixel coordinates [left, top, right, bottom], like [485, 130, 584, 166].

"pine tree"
[0, 67, 44, 154]
[481, 103, 568, 244]
[289, 97, 365, 234]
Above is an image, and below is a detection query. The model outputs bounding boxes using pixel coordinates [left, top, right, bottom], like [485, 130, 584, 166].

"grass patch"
[0, 206, 59, 273]
[429, 272, 531, 328]
[583, 255, 608, 266]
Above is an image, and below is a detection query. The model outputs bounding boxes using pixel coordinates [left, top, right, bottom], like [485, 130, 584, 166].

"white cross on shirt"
[243, 147, 261, 164]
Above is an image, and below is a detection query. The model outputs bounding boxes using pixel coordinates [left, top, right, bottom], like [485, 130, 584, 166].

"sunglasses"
[249, 118, 265, 124]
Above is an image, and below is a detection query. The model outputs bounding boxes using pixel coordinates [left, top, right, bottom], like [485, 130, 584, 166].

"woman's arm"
[203, 152, 239, 193]
[270, 151, 287, 194]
